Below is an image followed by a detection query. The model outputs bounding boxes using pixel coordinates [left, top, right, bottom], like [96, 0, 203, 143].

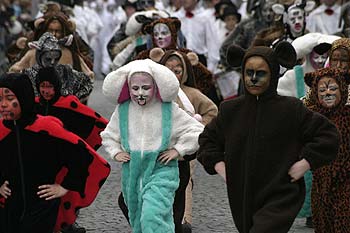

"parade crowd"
[0, 0, 349, 233]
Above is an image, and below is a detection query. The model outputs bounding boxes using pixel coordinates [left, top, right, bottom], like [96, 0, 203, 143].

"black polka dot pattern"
[70, 101, 78, 108]
[63, 201, 71, 210]
[95, 121, 106, 129]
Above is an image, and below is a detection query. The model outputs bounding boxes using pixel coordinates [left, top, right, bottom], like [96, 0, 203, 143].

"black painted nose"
[251, 78, 258, 85]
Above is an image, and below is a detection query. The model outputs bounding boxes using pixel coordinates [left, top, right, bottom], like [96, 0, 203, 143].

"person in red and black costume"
[0, 73, 110, 233]
[34, 67, 108, 150]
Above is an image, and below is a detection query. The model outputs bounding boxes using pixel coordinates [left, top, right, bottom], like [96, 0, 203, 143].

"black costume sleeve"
[298, 102, 340, 170]
[197, 105, 226, 175]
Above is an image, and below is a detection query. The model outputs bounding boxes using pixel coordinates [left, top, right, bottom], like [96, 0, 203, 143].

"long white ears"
[103, 59, 179, 104]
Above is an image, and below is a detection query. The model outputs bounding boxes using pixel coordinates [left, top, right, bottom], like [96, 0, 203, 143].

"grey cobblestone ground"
[78, 80, 315, 233]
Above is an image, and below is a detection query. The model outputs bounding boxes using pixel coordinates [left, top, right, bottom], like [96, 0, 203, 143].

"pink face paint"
[129, 72, 156, 106]
[153, 23, 172, 48]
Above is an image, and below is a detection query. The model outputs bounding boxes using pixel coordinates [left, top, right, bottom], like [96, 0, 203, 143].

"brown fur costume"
[151, 48, 218, 125]
[198, 41, 339, 233]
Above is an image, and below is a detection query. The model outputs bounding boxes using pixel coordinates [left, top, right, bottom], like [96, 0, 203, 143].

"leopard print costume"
[304, 67, 350, 233]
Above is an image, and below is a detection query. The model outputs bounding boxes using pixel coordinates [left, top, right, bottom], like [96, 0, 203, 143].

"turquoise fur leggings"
[119, 101, 179, 233]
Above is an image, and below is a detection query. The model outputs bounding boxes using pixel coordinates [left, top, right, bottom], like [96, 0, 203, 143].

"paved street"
[78, 80, 314, 233]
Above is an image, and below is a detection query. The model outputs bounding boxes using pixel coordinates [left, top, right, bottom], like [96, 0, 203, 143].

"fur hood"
[103, 59, 179, 104]
[292, 33, 340, 60]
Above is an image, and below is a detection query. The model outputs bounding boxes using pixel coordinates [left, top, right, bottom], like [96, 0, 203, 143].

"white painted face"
[153, 23, 172, 48]
[310, 51, 328, 69]
[129, 72, 156, 106]
[317, 76, 341, 108]
[286, 7, 304, 37]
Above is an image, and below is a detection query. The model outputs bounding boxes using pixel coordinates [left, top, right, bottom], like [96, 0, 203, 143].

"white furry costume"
[101, 59, 203, 233]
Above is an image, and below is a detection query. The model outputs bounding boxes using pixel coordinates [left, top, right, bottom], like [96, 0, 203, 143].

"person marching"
[304, 67, 350, 232]
[0, 73, 110, 233]
[34, 66, 108, 150]
[197, 41, 339, 233]
[101, 59, 203, 233]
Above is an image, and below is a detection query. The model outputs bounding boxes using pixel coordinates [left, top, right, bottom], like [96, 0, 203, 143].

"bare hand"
[288, 159, 311, 182]
[158, 149, 180, 165]
[37, 184, 68, 200]
[214, 161, 226, 182]
[0, 181, 11, 199]
[114, 152, 131, 163]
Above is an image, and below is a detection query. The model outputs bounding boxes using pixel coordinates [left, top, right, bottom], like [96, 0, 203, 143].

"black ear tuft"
[304, 71, 314, 88]
[226, 45, 245, 68]
[313, 43, 332, 55]
[274, 41, 296, 69]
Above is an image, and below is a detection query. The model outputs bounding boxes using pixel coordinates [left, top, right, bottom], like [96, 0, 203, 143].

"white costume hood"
[103, 59, 179, 104]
